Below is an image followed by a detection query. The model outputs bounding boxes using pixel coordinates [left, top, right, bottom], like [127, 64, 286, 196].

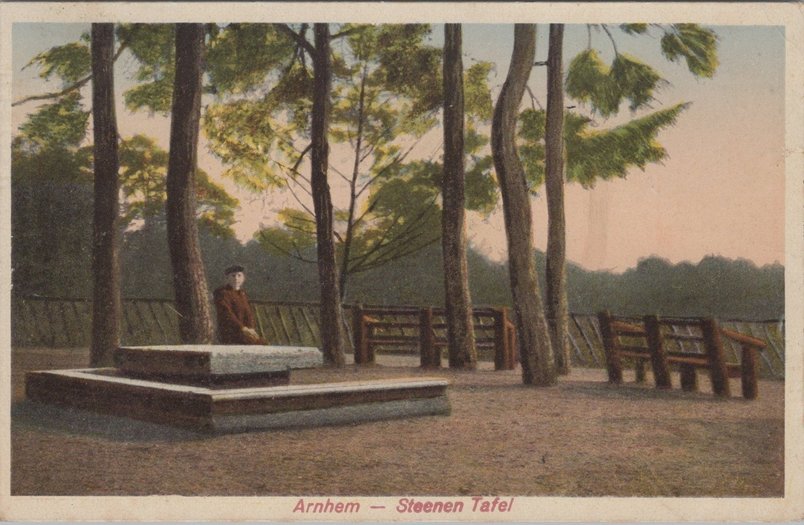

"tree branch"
[291, 142, 313, 174]
[275, 160, 311, 188]
[331, 26, 361, 40]
[355, 140, 420, 199]
[525, 85, 544, 111]
[274, 23, 316, 57]
[352, 235, 440, 274]
[283, 178, 315, 217]
[601, 24, 620, 56]
[257, 232, 316, 264]
[13, 41, 129, 107]
[349, 195, 438, 271]
[283, 220, 316, 236]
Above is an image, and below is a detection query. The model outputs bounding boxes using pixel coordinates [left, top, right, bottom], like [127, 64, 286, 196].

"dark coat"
[213, 285, 265, 344]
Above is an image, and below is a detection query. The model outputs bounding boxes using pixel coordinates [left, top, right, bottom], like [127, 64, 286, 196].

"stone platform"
[25, 344, 450, 432]
[25, 368, 450, 432]
[115, 345, 322, 388]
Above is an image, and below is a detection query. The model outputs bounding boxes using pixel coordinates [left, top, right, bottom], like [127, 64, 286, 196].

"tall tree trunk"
[491, 24, 556, 386]
[312, 23, 346, 366]
[545, 24, 571, 374]
[441, 24, 477, 369]
[166, 23, 214, 343]
[89, 23, 121, 366]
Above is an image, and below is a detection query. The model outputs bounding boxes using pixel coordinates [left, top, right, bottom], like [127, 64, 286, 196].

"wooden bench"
[352, 305, 517, 370]
[597, 312, 766, 399]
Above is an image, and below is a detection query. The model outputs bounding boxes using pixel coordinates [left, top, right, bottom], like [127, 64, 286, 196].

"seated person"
[213, 264, 266, 345]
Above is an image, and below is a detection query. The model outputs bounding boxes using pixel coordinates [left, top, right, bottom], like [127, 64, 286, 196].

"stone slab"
[121, 369, 291, 389]
[25, 368, 450, 432]
[115, 345, 323, 378]
[212, 397, 450, 432]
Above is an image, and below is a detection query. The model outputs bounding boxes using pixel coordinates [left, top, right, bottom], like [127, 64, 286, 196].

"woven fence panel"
[10, 297, 784, 378]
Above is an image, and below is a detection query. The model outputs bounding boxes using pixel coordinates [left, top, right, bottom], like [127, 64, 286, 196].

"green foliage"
[566, 49, 664, 117]
[619, 23, 648, 35]
[567, 23, 717, 117]
[206, 23, 296, 95]
[518, 102, 689, 189]
[205, 23, 495, 290]
[567, 102, 689, 186]
[119, 134, 169, 223]
[118, 24, 176, 113]
[345, 160, 441, 275]
[26, 41, 91, 84]
[610, 54, 663, 111]
[465, 155, 497, 213]
[17, 93, 89, 149]
[204, 99, 292, 191]
[255, 209, 317, 260]
[118, 134, 238, 235]
[544, 23, 717, 190]
[372, 24, 442, 115]
[518, 109, 547, 190]
[124, 77, 174, 114]
[11, 140, 94, 297]
[660, 24, 719, 78]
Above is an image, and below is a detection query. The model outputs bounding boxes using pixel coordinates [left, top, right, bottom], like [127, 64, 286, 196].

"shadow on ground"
[12, 401, 207, 443]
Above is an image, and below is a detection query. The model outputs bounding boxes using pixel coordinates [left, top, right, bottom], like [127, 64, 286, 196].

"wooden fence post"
[597, 311, 623, 384]
[420, 307, 439, 368]
[679, 364, 698, 392]
[644, 315, 672, 389]
[493, 308, 511, 371]
[352, 304, 369, 364]
[740, 345, 759, 400]
[701, 318, 731, 398]
[634, 360, 647, 383]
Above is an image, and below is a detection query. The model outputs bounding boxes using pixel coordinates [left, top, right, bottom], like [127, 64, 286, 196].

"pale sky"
[11, 23, 785, 273]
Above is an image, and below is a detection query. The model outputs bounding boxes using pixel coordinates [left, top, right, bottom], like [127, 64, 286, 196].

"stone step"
[25, 368, 450, 432]
[115, 345, 323, 379]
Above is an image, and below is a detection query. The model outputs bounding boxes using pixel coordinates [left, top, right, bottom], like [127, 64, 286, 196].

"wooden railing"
[351, 304, 517, 370]
[10, 296, 785, 378]
[597, 311, 768, 399]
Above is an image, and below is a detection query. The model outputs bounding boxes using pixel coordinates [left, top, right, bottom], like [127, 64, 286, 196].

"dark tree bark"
[545, 24, 571, 374]
[311, 23, 346, 366]
[89, 23, 121, 366]
[491, 24, 556, 386]
[166, 24, 214, 343]
[441, 24, 477, 369]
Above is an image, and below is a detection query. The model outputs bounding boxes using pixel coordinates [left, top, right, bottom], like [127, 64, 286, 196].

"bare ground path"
[11, 347, 783, 496]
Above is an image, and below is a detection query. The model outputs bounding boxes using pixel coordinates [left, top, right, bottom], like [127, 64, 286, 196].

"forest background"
[10, 23, 784, 321]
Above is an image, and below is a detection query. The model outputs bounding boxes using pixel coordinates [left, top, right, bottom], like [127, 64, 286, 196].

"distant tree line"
[11, 154, 783, 321]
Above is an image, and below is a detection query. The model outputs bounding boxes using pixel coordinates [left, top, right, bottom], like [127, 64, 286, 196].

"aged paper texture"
[0, 2, 802, 522]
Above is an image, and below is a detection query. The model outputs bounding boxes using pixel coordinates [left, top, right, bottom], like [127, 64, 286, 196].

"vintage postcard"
[0, 2, 802, 522]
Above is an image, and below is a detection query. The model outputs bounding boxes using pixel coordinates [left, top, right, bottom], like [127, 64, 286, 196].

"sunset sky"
[10, 21, 786, 273]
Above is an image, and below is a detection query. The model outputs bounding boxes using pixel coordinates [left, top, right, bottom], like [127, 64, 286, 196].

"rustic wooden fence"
[10, 296, 785, 379]
[10, 296, 336, 349]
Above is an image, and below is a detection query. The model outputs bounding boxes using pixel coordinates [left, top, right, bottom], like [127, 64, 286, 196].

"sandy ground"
[11, 347, 784, 496]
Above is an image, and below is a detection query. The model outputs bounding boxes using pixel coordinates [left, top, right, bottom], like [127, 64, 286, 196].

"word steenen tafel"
[293, 496, 516, 515]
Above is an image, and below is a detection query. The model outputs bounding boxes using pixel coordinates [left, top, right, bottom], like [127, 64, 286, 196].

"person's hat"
[224, 264, 245, 275]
